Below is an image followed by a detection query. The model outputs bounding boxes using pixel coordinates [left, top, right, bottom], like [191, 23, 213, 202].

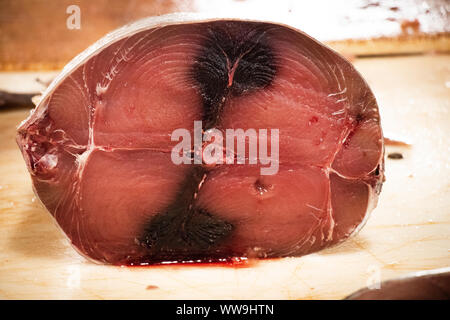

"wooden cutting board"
[0, 54, 449, 299]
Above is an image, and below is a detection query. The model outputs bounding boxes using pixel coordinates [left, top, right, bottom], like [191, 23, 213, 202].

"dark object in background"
[346, 269, 450, 300]
[0, 90, 35, 108]
[388, 152, 403, 159]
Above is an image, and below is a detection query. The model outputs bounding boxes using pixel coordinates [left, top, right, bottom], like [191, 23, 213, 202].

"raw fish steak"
[16, 15, 384, 265]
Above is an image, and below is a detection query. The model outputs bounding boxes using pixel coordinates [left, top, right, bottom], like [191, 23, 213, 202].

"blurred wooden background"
[0, 0, 449, 70]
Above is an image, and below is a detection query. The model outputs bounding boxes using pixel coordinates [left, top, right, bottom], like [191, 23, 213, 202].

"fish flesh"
[16, 14, 384, 265]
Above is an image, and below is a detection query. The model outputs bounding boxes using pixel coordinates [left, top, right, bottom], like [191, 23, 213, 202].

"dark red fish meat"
[16, 15, 384, 265]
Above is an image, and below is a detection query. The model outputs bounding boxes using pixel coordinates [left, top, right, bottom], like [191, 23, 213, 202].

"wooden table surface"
[0, 54, 449, 299]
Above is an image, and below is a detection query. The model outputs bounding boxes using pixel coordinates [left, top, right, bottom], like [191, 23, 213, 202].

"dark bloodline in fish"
[138, 23, 277, 262]
[192, 22, 277, 128]
[138, 167, 234, 262]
